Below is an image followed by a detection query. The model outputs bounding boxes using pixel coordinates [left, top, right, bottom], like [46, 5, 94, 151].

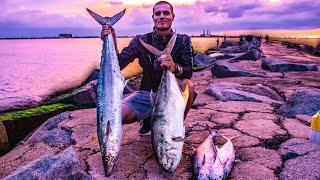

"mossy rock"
[0, 103, 77, 149]
[0, 121, 9, 156]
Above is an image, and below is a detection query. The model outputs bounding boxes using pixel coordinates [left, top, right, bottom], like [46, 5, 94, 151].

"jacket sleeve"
[118, 36, 140, 70]
[177, 35, 193, 79]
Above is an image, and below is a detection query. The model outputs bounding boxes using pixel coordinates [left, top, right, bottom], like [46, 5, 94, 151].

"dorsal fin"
[139, 39, 163, 57]
[86, 8, 126, 26]
[139, 32, 177, 57]
[164, 32, 177, 54]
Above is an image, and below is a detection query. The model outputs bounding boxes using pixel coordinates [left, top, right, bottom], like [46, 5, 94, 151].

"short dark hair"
[153, 1, 174, 14]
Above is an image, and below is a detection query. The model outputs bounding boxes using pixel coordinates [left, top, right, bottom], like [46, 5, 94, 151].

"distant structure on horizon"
[200, 30, 212, 37]
[59, 34, 72, 38]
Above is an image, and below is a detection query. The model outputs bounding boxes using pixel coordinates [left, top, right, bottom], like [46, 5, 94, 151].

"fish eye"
[105, 156, 109, 162]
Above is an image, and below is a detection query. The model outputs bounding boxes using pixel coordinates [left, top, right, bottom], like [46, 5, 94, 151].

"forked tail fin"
[86, 8, 126, 25]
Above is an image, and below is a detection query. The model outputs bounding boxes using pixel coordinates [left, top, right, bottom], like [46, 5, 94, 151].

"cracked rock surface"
[1, 42, 320, 179]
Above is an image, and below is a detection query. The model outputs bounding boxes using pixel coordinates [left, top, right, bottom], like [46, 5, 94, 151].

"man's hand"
[101, 25, 119, 54]
[101, 25, 116, 40]
[158, 54, 175, 72]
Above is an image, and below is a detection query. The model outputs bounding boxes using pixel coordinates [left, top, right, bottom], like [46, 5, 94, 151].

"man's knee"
[179, 79, 194, 92]
[121, 104, 137, 124]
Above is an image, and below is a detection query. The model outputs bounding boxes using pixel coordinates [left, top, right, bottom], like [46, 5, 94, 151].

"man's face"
[152, 3, 174, 31]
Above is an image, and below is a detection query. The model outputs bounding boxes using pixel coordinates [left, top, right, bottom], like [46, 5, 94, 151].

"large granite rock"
[211, 61, 268, 78]
[205, 82, 283, 104]
[230, 49, 262, 61]
[5, 147, 89, 180]
[262, 59, 318, 72]
[193, 54, 216, 71]
[280, 151, 320, 180]
[220, 41, 239, 48]
[278, 138, 320, 160]
[283, 118, 309, 139]
[278, 89, 320, 117]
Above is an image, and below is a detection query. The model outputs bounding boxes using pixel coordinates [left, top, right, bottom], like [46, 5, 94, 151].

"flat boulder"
[278, 89, 320, 117]
[5, 147, 89, 180]
[262, 59, 318, 72]
[205, 82, 283, 104]
[230, 49, 262, 61]
[211, 61, 268, 78]
[193, 54, 216, 71]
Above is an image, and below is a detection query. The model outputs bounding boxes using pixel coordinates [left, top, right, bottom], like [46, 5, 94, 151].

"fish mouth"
[102, 154, 118, 176]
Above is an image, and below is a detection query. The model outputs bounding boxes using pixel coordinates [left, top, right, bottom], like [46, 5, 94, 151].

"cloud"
[0, 0, 319, 37]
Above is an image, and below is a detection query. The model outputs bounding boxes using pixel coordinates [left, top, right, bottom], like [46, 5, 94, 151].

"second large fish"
[86, 8, 126, 176]
[194, 127, 235, 180]
[139, 33, 187, 172]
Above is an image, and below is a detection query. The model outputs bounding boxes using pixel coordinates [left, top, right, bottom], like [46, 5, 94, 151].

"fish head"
[102, 142, 121, 176]
[156, 136, 184, 172]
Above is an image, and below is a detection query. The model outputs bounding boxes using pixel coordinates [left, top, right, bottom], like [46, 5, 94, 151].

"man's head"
[152, 1, 175, 31]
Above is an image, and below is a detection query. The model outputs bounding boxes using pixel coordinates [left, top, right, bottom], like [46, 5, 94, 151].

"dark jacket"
[118, 30, 193, 92]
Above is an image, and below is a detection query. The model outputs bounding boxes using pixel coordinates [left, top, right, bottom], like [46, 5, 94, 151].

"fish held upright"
[139, 33, 187, 172]
[86, 8, 126, 176]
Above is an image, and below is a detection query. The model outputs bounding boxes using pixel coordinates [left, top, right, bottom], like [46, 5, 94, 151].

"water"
[0, 37, 319, 112]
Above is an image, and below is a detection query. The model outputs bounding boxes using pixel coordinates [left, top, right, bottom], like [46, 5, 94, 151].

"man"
[101, 1, 194, 134]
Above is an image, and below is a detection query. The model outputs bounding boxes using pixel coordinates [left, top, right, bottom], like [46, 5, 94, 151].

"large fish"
[139, 33, 187, 172]
[194, 127, 235, 180]
[86, 8, 126, 176]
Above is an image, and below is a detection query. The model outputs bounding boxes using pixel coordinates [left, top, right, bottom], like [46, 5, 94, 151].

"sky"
[0, 0, 320, 38]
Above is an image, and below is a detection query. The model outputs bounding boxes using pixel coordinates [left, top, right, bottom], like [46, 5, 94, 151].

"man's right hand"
[101, 25, 116, 40]
[101, 25, 119, 54]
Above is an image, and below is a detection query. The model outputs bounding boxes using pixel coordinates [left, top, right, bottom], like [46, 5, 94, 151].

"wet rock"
[205, 82, 283, 104]
[280, 151, 320, 180]
[193, 54, 216, 71]
[211, 61, 268, 78]
[0, 121, 9, 155]
[278, 89, 320, 117]
[230, 161, 276, 180]
[262, 59, 318, 72]
[5, 147, 89, 180]
[73, 80, 97, 108]
[25, 112, 73, 147]
[283, 118, 309, 139]
[278, 138, 320, 160]
[235, 119, 287, 140]
[237, 147, 281, 170]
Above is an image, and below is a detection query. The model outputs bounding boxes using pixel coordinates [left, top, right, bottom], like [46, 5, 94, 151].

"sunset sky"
[1, 0, 320, 38]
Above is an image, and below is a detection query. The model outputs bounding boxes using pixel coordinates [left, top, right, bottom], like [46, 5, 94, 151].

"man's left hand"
[158, 54, 175, 72]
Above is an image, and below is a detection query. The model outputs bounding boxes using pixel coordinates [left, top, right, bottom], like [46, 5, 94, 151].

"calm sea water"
[0, 37, 319, 111]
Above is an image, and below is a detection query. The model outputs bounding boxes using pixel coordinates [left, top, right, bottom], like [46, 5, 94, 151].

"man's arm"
[176, 35, 193, 79]
[101, 25, 139, 70]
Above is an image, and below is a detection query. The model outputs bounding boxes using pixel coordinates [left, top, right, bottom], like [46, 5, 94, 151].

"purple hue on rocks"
[5, 147, 90, 180]
[278, 89, 320, 117]
[262, 59, 318, 72]
[211, 61, 268, 78]
[205, 82, 283, 104]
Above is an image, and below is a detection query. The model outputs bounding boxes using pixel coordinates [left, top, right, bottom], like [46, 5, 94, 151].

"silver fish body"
[138, 33, 186, 172]
[86, 8, 126, 176]
[194, 131, 235, 180]
[151, 70, 186, 172]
